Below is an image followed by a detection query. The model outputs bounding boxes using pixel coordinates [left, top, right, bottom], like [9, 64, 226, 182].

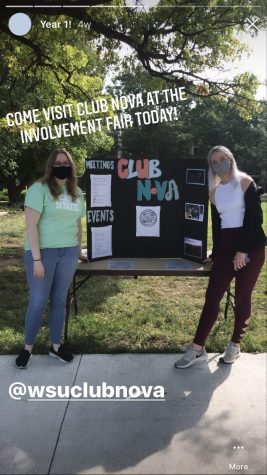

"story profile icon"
[8, 12, 32, 36]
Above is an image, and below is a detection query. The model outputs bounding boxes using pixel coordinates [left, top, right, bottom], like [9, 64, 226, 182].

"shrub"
[0, 194, 9, 202]
[18, 190, 27, 201]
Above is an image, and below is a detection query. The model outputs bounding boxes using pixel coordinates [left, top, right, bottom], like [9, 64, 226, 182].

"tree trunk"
[6, 176, 25, 203]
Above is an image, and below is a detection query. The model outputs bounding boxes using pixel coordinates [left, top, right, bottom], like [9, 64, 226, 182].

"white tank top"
[215, 180, 245, 228]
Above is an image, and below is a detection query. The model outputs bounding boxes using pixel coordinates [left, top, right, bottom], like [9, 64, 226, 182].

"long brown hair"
[40, 149, 78, 201]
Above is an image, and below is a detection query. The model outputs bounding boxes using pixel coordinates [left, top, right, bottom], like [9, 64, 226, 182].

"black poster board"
[85, 156, 209, 263]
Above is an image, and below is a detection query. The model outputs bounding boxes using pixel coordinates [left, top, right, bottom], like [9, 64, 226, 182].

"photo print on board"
[185, 203, 204, 222]
[186, 169, 205, 185]
[184, 237, 203, 259]
[136, 206, 160, 237]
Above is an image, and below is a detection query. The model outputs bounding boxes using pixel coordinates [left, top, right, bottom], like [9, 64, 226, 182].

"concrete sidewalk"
[0, 353, 266, 475]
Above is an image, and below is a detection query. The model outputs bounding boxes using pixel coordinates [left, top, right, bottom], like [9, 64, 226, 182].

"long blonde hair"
[39, 148, 78, 201]
[207, 145, 248, 194]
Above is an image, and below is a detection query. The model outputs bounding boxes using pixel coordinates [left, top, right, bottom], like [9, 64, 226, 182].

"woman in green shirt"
[16, 148, 87, 369]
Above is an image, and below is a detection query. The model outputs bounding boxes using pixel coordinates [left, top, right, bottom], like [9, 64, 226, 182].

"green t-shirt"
[24, 182, 86, 250]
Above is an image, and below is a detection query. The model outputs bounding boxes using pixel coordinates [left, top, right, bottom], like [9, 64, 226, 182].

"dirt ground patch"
[0, 257, 22, 269]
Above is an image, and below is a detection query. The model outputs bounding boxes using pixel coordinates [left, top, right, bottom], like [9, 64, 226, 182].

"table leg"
[224, 286, 235, 320]
[224, 288, 230, 320]
[73, 274, 78, 315]
[64, 290, 70, 342]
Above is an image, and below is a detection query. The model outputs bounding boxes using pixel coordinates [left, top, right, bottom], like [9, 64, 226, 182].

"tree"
[109, 63, 266, 187]
[1, 1, 266, 199]
[189, 98, 267, 179]
[1, 0, 266, 102]
[0, 22, 114, 201]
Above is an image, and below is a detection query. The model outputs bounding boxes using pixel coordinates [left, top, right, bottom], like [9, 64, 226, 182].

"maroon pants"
[194, 228, 265, 346]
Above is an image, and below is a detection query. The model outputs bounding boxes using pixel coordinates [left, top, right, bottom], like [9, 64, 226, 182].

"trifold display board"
[85, 156, 209, 263]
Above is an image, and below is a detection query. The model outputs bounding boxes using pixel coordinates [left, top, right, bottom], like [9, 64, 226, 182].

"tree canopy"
[109, 63, 267, 184]
[0, 0, 266, 199]
[1, 0, 266, 101]
[0, 17, 114, 200]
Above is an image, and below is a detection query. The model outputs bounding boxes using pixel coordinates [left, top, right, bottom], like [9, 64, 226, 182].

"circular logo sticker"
[140, 209, 157, 227]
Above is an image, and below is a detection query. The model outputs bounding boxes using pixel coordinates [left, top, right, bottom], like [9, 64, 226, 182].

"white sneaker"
[223, 342, 241, 364]
[174, 344, 208, 369]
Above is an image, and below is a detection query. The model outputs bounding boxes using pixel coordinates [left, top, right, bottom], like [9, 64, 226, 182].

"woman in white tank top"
[175, 145, 266, 368]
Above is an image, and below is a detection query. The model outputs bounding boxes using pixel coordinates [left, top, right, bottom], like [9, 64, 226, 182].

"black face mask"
[52, 166, 72, 179]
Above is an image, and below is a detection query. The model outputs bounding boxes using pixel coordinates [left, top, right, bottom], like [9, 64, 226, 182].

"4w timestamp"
[40, 20, 91, 30]
[77, 20, 91, 30]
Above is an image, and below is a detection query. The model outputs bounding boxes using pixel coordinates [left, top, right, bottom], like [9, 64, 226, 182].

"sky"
[196, 30, 267, 100]
[234, 31, 266, 100]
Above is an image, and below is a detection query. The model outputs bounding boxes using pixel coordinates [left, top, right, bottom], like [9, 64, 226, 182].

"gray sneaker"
[174, 344, 208, 369]
[223, 342, 241, 364]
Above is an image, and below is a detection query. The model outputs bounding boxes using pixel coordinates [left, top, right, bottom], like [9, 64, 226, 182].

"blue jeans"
[24, 246, 79, 345]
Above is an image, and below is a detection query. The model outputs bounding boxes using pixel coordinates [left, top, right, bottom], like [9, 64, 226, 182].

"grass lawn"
[0, 202, 266, 354]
